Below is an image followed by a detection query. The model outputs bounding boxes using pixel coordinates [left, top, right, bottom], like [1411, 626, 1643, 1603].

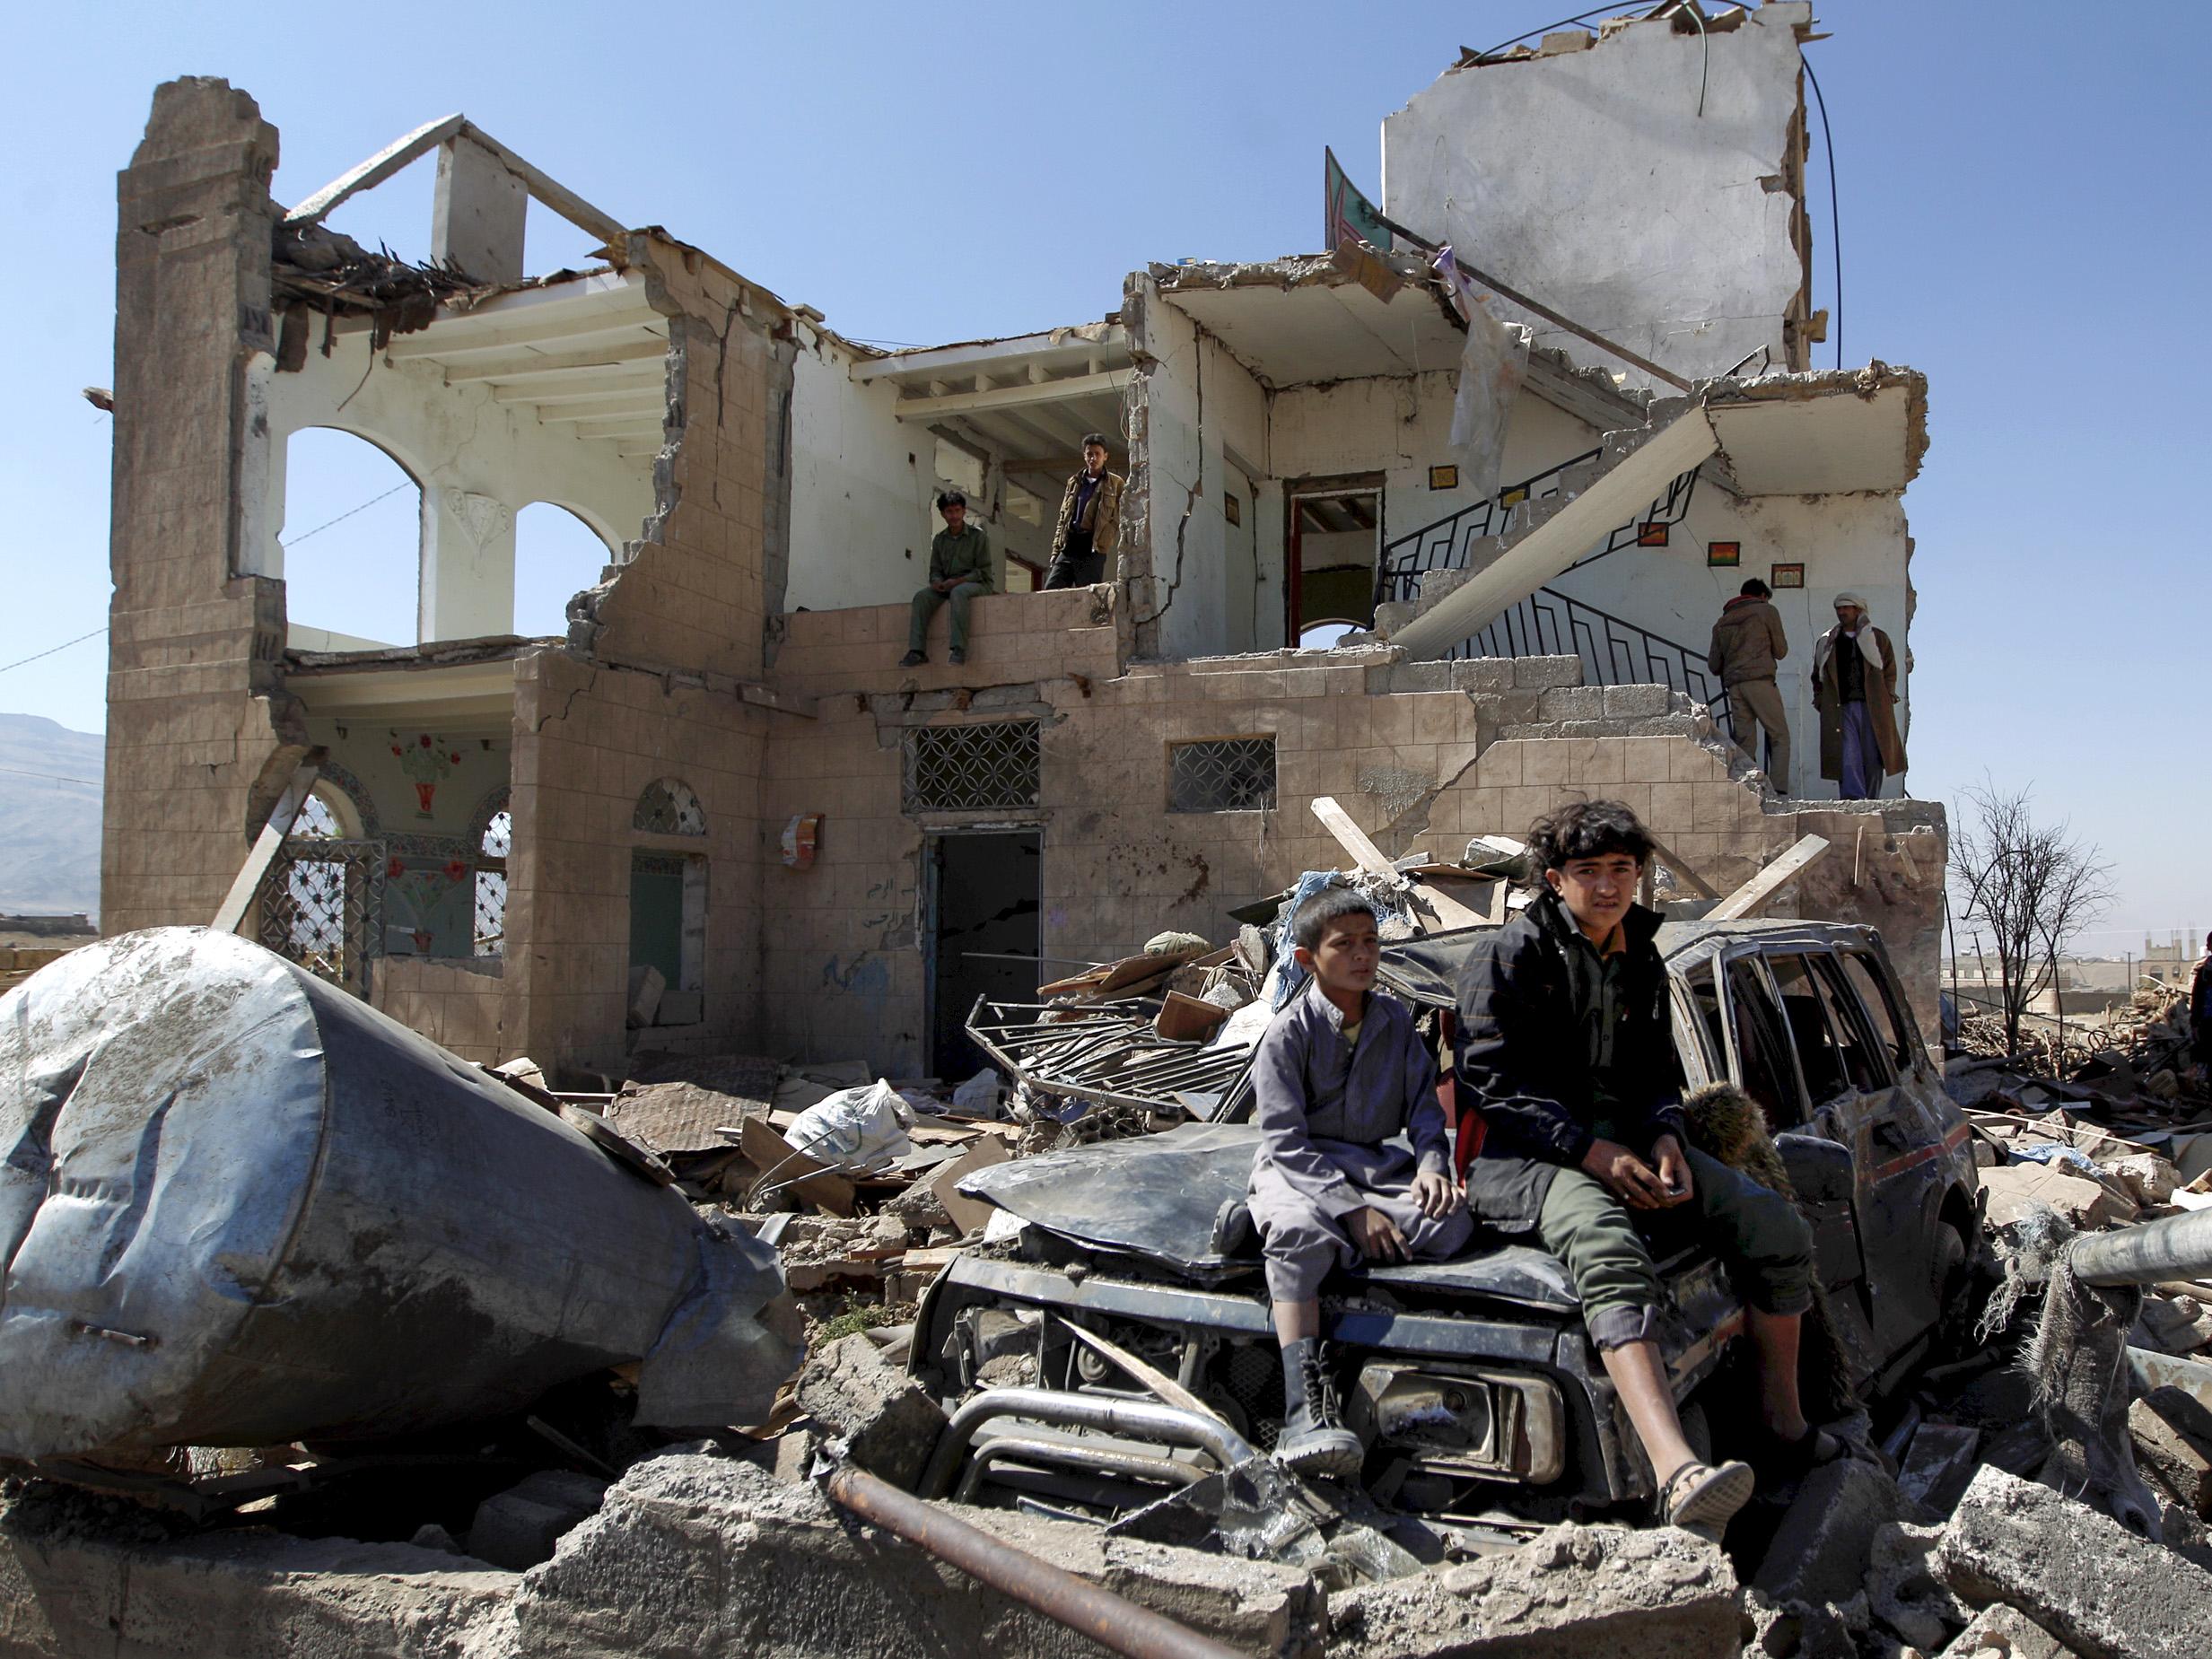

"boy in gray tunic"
[1247, 886, 1472, 1475]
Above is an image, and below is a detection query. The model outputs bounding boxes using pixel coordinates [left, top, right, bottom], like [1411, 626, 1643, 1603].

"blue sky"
[5, 1, 2207, 947]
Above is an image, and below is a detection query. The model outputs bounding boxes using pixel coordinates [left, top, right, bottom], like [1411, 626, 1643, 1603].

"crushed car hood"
[957, 1122, 1578, 1312]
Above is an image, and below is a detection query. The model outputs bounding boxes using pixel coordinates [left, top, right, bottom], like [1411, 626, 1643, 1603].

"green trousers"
[1537, 1144, 1814, 1350]
[909, 581, 988, 654]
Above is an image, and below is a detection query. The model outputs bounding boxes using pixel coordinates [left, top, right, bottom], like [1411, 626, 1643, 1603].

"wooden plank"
[1644, 830, 1720, 900]
[1707, 835, 1832, 921]
[1310, 795, 1395, 876]
[212, 751, 326, 936]
[1405, 876, 1489, 933]
[931, 1135, 1012, 1236]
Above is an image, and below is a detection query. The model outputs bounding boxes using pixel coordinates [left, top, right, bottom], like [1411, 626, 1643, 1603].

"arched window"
[278, 428, 423, 650]
[634, 778, 707, 836]
[266, 772, 376, 992]
[514, 502, 617, 639]
[470, 788, 512, 959]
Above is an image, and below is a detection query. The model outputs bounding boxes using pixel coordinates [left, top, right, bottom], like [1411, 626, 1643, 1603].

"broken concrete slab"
[1938, 1602, 2079, 1657]
[467, 1469, 609, 1572]
[1751, 1455, 1906, 1607]
[1936, 1463, 2212, 1659]
[1978, 1164, 2136, 1231]
[1864, 1521, 1971, 1653]
[1322, 1522, 1738, 1658]
[2129, 1396, 2212, 1517]
[793, 1332, 947, 1491]
[0, 1485, 517, 1658]
[513, 1454, 1325, 1658]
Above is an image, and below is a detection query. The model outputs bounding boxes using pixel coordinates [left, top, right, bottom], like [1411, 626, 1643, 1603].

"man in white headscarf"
[1812, 593, 1904, 799]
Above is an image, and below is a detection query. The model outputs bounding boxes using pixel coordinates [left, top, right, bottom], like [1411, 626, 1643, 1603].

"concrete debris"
[1751, 1456, 1908, 1608]
[515, 1454, 1328, 1658]
[1898, 1422, 1984, 1516]
[793, 1332, 949, 1491]
[2127, 1394, 2212, 1516]
[1865, 1522, 1972, 1654]
[1937, 1602, 2079, 1658]
[1937, 1463, 2212, 1659]
[1323, 1522, 1739, 1658]
[466, 1470, 610, 1571]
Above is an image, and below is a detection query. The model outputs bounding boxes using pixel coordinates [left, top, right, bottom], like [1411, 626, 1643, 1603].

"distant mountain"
[0, 714, 101, 919]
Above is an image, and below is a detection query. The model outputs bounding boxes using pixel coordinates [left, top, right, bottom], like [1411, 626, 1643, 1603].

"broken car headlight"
[1344, 1363, 1566, 1486]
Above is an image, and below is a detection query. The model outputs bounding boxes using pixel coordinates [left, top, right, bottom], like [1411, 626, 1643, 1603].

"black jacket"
[1453, 889, 1689, 1174]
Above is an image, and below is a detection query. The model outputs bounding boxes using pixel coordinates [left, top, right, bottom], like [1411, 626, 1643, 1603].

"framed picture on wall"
[1427, 464, 1458, 491]
[1636, 522, 1669, 547]
[1223, 492, 1242, 527]
[1770, 563, 1805, 589]
[1707, 541, 1741, 567]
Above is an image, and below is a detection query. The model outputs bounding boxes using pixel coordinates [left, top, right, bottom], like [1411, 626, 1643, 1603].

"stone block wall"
[372, 956, 507, 1065]
[101, 80, 297, 936]
[502, 649, 770, 1080]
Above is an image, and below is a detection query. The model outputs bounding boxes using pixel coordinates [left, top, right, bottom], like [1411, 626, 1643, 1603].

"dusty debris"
[793, 1333, 948, 1491]
[1936, 1463, 2212, 1659]
[467, 1471, 609, 1572]
[1323, 1522, 1739, 1659]
[1750, 1456, 1908, 1609]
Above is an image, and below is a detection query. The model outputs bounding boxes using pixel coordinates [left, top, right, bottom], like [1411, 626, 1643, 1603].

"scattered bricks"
[466, 1469, 610, 1571]
[1601, 684, 1672, 718]
[1937, 1602, 2079, 1658]
[2129, 1396, 2212, 1515]
[1865, 1522, 1972, 1653]
[1752, 1455, 1905, 1608]
[2104, 1153, 2178, 1207]
[1512, 656, 1584, 690]
[1936, 1463, 2212, 1659]
[1323, 1522, 1739, 1659]
[1377, 661, 1453, 694]
[793, 1332, 947, 1490]
[514, 1454, 1326, 1659]
[1976, 1164, 2135, 1232]
[1447, 659, 1515, 694]
[1899, 1423, 1984, 1517]
[1534, 685, 1604, 720]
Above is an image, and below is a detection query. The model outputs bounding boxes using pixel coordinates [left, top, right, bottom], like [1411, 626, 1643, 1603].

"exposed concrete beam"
[1388, 406, 1719, 660]
[852, 327, 1128, 384]
[286, 117, 625, 248]
[891, 369, 1128, 423]
[444, 338, 668, 384]
[432, 135, 527, 283]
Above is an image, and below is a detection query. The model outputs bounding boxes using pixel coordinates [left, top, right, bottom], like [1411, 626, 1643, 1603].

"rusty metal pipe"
[920, 1386, 1257, 1499]
[952, 1435, 1207, 1505]
[2068, 1209, 2212, 1289]
[822, 1463, 1249, 1659]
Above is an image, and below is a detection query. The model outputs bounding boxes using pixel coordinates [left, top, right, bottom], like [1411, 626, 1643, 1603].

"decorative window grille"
[475, 806, 511, 958]
[294, 792, 342, 839]
[634, 778, 707, 835]
[1169, 738, 1277, 813]
[258, 838, 386, 998]
[902, 720, 1041, 814]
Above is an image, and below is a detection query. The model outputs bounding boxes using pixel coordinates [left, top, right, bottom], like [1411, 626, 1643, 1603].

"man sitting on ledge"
[902, 489, 993, 667]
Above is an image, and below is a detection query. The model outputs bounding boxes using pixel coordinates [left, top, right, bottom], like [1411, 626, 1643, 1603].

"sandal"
[1659, 1458, 1755, 1531]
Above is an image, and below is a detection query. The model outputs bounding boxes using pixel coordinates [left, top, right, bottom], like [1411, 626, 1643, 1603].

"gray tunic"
[1247, 982, 1470, 1299]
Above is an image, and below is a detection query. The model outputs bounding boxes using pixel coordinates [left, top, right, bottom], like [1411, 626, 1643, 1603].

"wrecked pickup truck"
[914, 918, 1979, 1528]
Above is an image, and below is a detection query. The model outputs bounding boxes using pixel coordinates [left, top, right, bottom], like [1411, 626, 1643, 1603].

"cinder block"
[1447, 659, 1515, 694]
[1536, 686, 1604, 720]
[1603, 683, 1672, 718]
[1512, 655, 1584, 690]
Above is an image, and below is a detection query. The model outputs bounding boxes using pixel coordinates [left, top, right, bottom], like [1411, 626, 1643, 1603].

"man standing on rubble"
[1455, 800, 1832, 1532]
[2193, 931, 2211, 1078]
[1707, 578, 1791, 794]
[902, 490, 993, 668]
[1813, 592, 1904, 799]
[1042, 433, 1123, 590]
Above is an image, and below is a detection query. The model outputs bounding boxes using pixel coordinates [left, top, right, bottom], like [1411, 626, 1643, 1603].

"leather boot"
[1275, 1338, 1361, 1478]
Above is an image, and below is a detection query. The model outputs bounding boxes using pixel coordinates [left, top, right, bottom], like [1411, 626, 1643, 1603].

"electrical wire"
[280, 480, 412, 549]
[0, 766, 100, 786]
[0, 627, 106, 677]
[1802, 52, 1843, 371]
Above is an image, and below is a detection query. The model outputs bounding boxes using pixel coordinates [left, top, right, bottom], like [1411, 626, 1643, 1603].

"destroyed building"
[101, 1, 1944, 1086]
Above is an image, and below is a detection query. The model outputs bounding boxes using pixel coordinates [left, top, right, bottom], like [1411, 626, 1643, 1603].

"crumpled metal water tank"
[0, 927, 800, 1461]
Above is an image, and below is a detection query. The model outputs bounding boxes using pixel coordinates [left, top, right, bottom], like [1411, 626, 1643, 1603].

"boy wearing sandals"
[1246, 886, 1473, 1475]
[1454, 800, 1834, 1530]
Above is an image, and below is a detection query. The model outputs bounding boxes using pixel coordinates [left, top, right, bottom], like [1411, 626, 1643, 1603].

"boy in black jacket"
[1455, 800, 1825, 1531]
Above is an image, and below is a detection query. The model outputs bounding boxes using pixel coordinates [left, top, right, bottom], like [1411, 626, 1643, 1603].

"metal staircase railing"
[1456, 586, 1731, 729]
[1374, 449, 1598, 610]
[1377, 457, 1703, 612]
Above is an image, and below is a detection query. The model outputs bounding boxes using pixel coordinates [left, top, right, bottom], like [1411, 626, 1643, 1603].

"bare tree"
[1949, 780, 2115, 1057]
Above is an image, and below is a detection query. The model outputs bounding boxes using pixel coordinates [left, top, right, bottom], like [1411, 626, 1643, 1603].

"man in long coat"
[1812, 592, 1904, 798]
[1043, 434, 1123, 590]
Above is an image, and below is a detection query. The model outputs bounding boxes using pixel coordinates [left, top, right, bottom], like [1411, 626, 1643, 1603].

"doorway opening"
[927, 830, 1042, 1081]
[629, 850, 706, 1027]
[1286, 477, 1383, 646]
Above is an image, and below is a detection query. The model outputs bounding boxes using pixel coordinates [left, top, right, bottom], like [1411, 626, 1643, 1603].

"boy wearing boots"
[1247, 886, 1472, 1475]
